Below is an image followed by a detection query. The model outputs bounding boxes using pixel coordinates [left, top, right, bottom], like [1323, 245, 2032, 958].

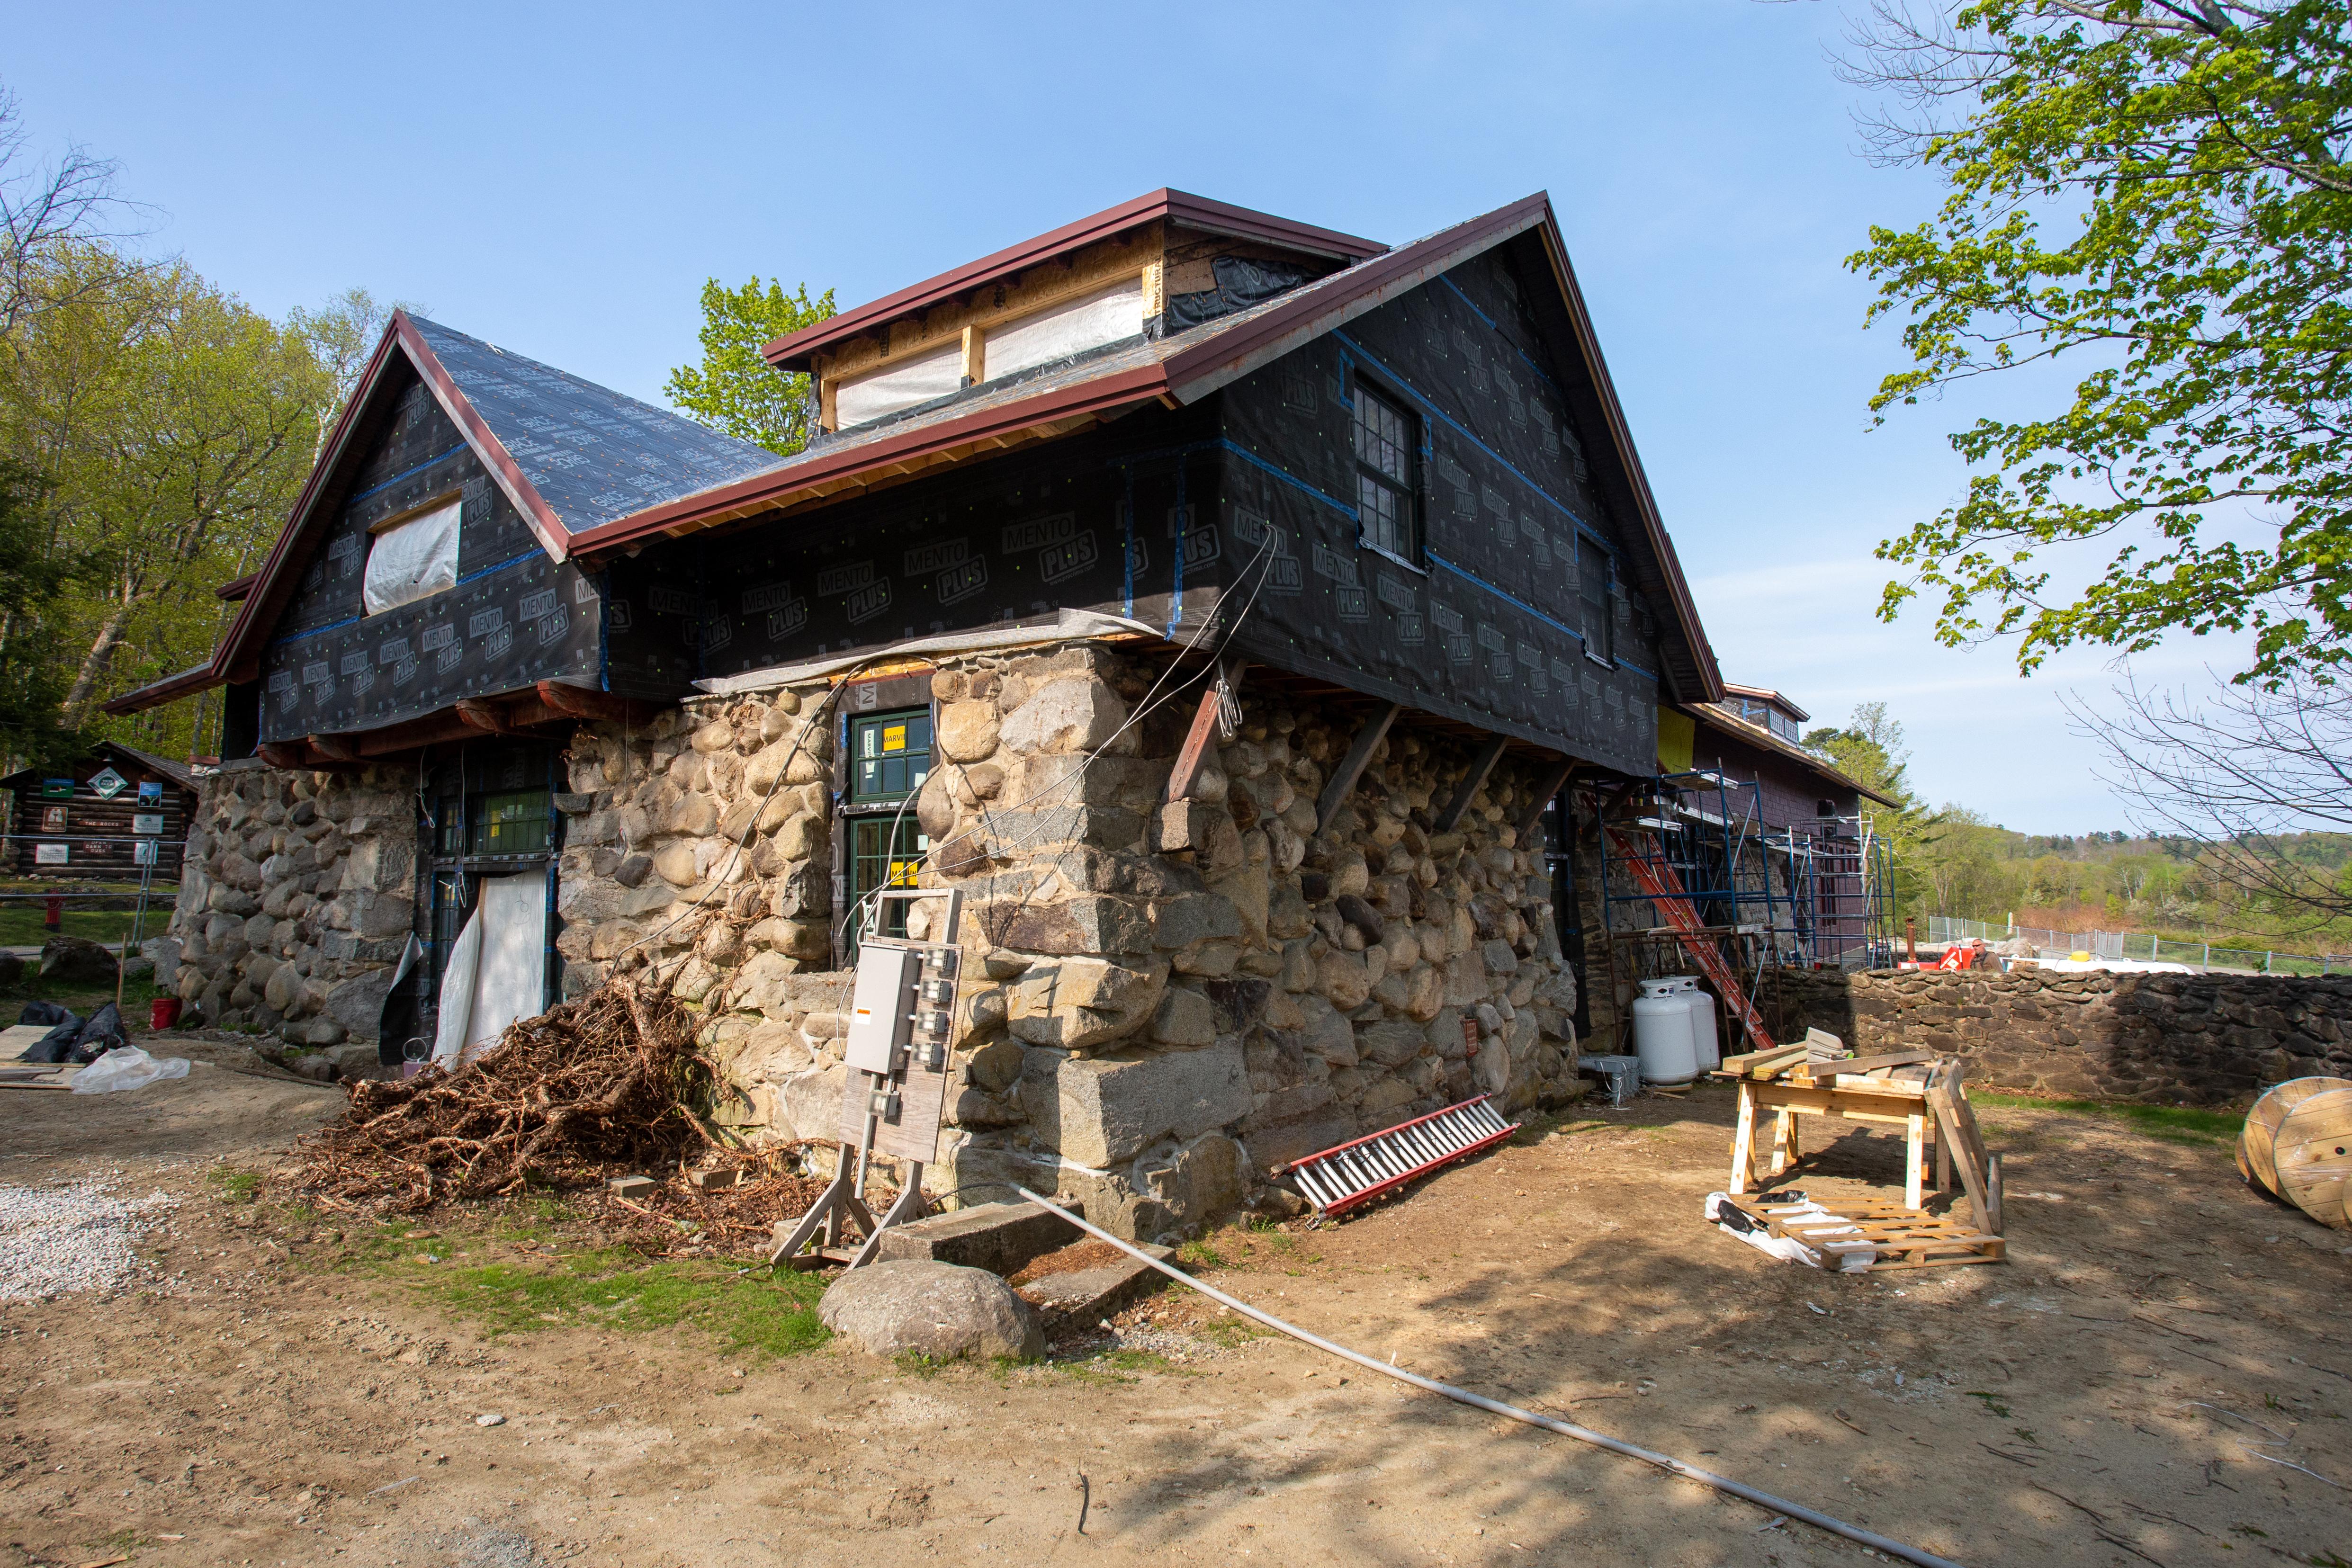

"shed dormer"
[763, 189, 1383, 438]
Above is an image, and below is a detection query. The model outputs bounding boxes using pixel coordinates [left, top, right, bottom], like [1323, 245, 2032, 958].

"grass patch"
[1176, 1239, 1232, 1271]
[0, 972, 167, 1014]
[0, 902, 157, 948]
[211, 1166, 262, 1204]
[342, 1220, 830, 1359]
[1193, 1314, 1269, 1349]
[1975, 1092, 2241, 1149]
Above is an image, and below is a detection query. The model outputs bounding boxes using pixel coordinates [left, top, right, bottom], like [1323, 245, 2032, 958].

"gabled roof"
[0, 739, 197, 793]
[1691, 701, 1899, 809]
[567, 193, 1724, 703]
[762, 188, 1386, 373]
[105, 312, 781, 712]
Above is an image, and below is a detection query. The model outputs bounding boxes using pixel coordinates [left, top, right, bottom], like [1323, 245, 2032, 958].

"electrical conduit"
[1013, 1187, 1967, 1568]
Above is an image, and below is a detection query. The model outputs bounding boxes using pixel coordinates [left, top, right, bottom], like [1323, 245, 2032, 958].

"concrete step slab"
[870, 1199, 1083, 1275]
[1017, 1244, 1176, 1327]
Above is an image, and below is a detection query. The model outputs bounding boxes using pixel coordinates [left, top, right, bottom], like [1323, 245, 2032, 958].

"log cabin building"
[110, 188, 1847, 1237]
[0, 742, 199, 882]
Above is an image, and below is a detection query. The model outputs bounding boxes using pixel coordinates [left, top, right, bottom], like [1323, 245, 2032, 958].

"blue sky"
[7, 1, 2237, 833]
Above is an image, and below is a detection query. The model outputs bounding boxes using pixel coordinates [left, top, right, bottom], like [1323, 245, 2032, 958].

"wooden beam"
[533, 681, 656, 725]
[309, 734, 364, 763]
[356, 711, 478, 757]
[1512, 757, 1580, 844]
[255, 742, 308, 771]
[1315, 702, 1401, 835]
[1166, 662, 1246, 804]
[961, 323, 985, 387]
[454, 698, 516, 735]
[1433, 734, 1507, 834]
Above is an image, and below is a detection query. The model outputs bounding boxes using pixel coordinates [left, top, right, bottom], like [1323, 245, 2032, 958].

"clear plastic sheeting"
[431, 874, 548, 1066]
[984, 276, 1144, 383]
[71, 1045, 193, 1093]
[837, 341, 964, 430]
[363, 498, 461, 614]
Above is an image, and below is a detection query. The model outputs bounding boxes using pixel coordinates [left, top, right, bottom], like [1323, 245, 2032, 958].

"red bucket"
[150, 997, 182, 1031]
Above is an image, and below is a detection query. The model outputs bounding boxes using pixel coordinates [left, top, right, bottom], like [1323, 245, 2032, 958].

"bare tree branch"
[0, 83, 149, 346]
[2067, 668, 2352, 932]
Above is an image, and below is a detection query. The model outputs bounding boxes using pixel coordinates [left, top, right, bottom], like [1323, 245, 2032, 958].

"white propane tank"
[1632, 979, 1699, 1086]
[1676, 977, 1721, 1073]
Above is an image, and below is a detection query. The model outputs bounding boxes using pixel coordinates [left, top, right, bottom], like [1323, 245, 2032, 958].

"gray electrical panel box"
[844, 944, 921, 1075]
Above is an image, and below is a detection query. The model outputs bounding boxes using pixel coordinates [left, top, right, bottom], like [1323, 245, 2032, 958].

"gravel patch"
[0, 1179, 180, 1301]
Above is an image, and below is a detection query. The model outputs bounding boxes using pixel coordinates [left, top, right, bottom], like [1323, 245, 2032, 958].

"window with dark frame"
[415, 742, 558, 1055]
[1576, 533, 1613, 663]
[1352, 380, 1421, 564]
[844, 708, 934, 957]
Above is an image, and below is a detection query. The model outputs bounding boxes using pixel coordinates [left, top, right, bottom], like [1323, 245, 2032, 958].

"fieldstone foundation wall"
[162, 637, 1583, 1240]
[167, 758, 415, 1058]
[566, 639, 1582, 1242]
[1770, 965, 2352, 1104]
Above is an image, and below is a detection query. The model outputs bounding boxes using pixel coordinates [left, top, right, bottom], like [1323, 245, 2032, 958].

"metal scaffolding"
[1598, 776, 1897, 1006]
[1761, 812, 1897, 970]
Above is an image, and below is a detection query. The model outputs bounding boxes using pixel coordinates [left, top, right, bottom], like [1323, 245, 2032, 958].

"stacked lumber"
[2240, 1076, 2352, 1229]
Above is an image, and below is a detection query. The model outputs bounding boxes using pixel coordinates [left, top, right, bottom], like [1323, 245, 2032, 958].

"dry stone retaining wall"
[1770, 964, 2352, 1104]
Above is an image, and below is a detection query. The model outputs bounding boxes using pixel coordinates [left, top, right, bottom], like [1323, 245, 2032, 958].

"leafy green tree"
[287, 286, 427, 444]
[0, 459, 80, 765]
[1805, 701, 1948, 914]
[1847, 1, 2352, 684]
[663, 277, 834, 457]
[0, 244, 331, 734]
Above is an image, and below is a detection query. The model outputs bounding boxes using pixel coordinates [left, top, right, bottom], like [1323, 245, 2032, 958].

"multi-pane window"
[850, 709, 933, 803]
[1576, 534, 1613, 664]
[845, 708, 933, 954]
[1353, 382, 1419, 564]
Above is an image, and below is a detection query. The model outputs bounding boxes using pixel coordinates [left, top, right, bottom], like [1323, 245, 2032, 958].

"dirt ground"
[4, 1059, 2349, 1568]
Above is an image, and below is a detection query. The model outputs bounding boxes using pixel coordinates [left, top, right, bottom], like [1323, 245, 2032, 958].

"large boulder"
[39, 934, 118, 984]
[817, 1260, 1044, 1362]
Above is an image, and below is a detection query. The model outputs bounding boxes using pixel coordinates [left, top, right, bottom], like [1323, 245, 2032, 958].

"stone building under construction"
[112, 189, 1878, 1238]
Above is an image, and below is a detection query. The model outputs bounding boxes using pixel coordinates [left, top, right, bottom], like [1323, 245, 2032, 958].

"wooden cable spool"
[2272, 1086, 2352, 1230]
[2240, 1076, 2352, 1196]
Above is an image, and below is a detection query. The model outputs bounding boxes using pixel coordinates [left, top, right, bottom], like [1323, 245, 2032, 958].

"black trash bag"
[17, 1005, 84, 1063]
[67, 1003, 127, 1064]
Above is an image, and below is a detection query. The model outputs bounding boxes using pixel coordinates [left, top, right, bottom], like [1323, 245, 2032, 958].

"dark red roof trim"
[762, 188, 1385, 372]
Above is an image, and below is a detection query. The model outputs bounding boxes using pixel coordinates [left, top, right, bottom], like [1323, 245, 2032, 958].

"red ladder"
[1606, 825, 1776, 1054]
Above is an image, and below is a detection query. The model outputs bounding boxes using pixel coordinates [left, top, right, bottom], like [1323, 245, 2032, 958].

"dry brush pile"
[296, 980, 717, 1213]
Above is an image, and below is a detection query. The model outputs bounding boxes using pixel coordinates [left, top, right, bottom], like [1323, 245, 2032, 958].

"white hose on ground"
[1014, 1187, 1968, 1568]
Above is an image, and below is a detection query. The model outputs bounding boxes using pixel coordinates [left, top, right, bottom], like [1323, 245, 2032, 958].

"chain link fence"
[1926, 914, 2349, 976]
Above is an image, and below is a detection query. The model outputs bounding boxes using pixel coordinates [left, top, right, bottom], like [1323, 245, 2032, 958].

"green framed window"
[851, 708, 933, 802]
[434, 786, 552, 856]
[849, 815, 929, 948]
[845, 708, 934, 953]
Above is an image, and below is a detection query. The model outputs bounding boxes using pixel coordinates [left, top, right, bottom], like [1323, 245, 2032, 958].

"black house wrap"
[614, 245, 1662, 778]
[254, 383, 610, 742]
[250, 321, 773, 743]
[114, 188, 1718, 810]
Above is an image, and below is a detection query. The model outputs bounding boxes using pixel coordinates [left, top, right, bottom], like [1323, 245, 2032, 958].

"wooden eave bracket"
[1512, 758, 1580, 843]
[454, 698, 518, 736]
[1166, 662, 1247, 804]
[1433, 735, 1508, 834]
[1315, 702, 1402, 835]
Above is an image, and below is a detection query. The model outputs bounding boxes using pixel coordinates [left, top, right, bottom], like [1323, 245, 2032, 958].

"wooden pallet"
[1737, 1195, 2006, 1272]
